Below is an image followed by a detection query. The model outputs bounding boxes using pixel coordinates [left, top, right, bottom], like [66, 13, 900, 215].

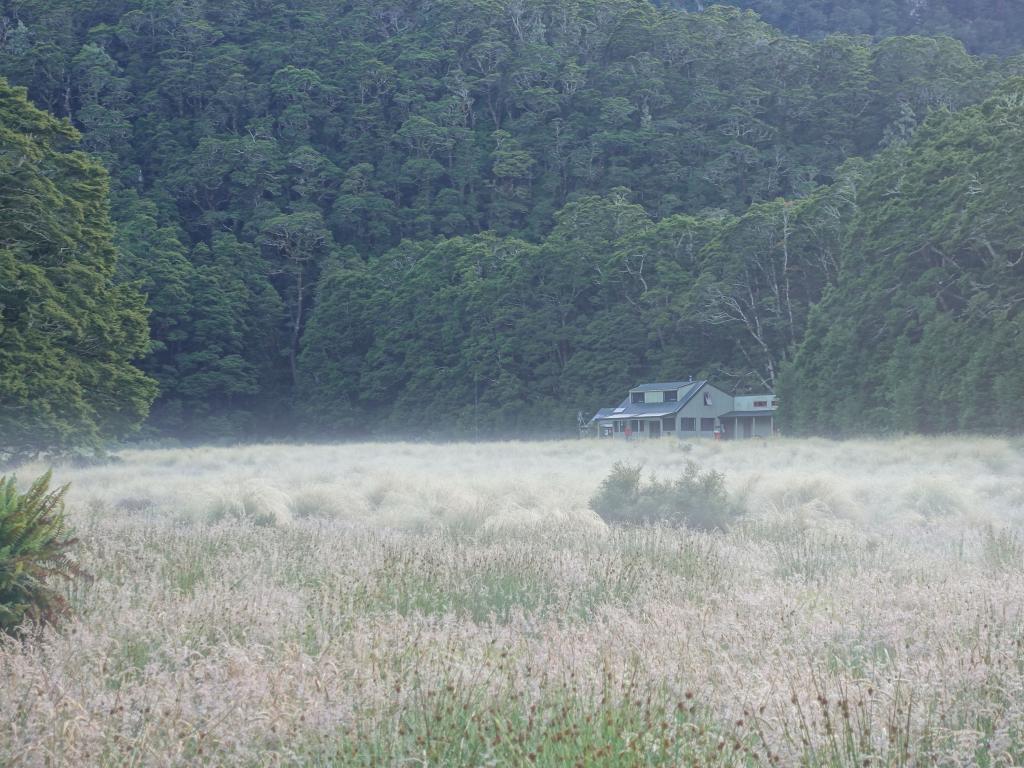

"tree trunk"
[290, 267, 304, 385]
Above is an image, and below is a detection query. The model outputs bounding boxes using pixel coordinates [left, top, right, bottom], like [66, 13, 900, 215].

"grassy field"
[4, 437, 1024, 766]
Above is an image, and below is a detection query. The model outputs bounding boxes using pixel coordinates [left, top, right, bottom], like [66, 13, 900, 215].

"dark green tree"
[0, 78, 156, 459]
[782, 80, 1024, 435]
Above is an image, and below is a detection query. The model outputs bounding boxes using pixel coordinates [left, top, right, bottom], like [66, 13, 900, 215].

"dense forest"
[670, 0, 1024, 55]
[781, 84, 1024, 435]
[1, 0, 1023, 449]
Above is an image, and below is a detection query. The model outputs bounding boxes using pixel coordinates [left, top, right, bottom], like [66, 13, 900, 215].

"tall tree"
[260, 211, 332, 385]
[782, 80, 1024, 435]
[0, 78, 156, 459]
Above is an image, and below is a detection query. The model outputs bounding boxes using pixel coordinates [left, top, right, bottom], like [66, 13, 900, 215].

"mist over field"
[4, 438, 1024, 765]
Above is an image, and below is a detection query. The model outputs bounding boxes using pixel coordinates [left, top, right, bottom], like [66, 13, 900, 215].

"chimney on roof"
[688, 375, 693, 382]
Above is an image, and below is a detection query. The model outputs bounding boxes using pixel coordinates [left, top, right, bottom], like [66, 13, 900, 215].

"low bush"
[590, 461, 741, 531]
[0, 471, 84, 634]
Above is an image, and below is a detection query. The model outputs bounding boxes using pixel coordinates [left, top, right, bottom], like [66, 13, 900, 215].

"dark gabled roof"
[596, 380, 708, 420]
[631, 380, 696, 392]
[674, 380, 707, 409]
[720, 410, 777, 419]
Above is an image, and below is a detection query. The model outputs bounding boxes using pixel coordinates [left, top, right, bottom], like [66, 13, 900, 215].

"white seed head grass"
[4, 436, 1024, 765]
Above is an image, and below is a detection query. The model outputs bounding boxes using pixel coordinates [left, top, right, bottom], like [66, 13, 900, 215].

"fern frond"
[0, 471, 85, 635]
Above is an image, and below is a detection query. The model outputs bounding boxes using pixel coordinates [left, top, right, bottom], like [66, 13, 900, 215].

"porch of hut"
[720, 411, 776, 439]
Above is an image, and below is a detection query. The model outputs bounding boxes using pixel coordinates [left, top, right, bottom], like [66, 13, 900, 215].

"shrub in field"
[590, 461, 741, 531]
[589, 462, 644, 521]
[0, 471, 82, 634]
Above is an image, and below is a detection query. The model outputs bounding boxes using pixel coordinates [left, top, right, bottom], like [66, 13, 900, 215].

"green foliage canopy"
[670, 0, 1024, 56]
[0, 78, 155, 459]
[1, 1, 1023, 442]
[782, 81, 1024, 435]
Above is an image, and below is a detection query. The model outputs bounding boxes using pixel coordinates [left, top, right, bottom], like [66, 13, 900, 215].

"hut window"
[754, 400, 768, 408]
[663, 390, 678, 402]
[631, 392, 645, 404]
[700, 418, 715, 431]
[680, 417, 696, 431]
[703, 392, 712, 406]
[662, 417, 676, 431]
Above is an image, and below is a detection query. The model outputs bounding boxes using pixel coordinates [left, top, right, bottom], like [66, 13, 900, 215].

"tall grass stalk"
[3, 438, 1024, 765]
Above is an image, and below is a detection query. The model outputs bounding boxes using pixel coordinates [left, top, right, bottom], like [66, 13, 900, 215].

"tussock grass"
[4, 437, 1024, 765]
[207, 479, 293, 527]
